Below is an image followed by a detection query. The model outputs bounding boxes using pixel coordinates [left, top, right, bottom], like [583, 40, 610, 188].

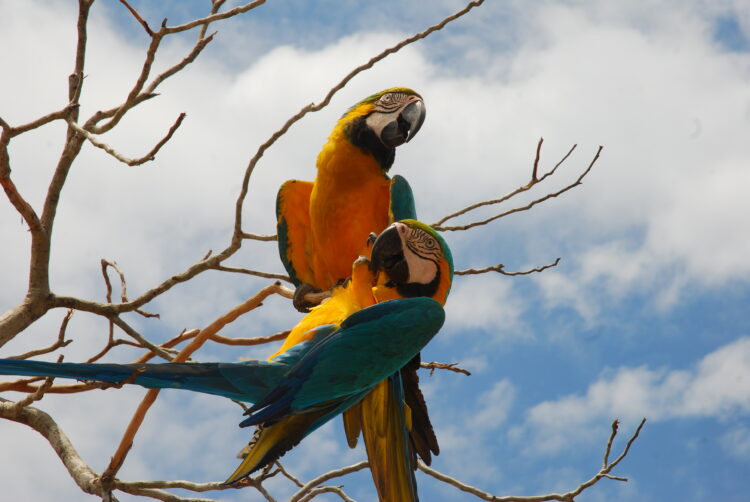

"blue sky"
[1, 0, 750, 501]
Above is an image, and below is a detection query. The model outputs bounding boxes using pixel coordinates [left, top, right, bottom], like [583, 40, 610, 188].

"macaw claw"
[292, 282, 324, 313]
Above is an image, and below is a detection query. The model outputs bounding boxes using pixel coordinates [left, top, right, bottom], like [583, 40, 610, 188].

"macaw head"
[338, 87, 426, 171]
[370, 219, 453, 306]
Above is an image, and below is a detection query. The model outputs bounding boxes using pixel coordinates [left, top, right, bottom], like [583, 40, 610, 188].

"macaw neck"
[316, 127, 390, 185]
[343, 116, 395, 172]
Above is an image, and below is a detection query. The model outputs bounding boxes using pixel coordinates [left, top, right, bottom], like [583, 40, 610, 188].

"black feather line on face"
[345, 116, 395, 173]
[396, 269, 440, 299]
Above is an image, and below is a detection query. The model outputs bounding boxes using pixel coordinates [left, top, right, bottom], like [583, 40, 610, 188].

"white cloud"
[469, 379, 517, 431]
[720, 425, 750, 458]
[513, 337, 750, 454]
[443, 274, 526, 338]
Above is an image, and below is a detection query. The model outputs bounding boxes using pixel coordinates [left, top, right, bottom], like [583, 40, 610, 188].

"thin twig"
[275, 461, 304, 488]
[213, 265, 291, 282]
[70, 113, 185, 166]
[2, 104, 78, 138]
[162, 1, 266, 35]
[418, 418, 647, 502]
[110, 316, 173, 361]
[433, 140, 578, 227]
[603, 419, 618, 467]
[10, 374, 56, 414]
[198, 0, 227, 40]
[119, 0, 153, 36]
[421, 361, 471, 376]
[435, 146, 603, 232]
[455, 258, 561, 276]
[9, 310, 74, 359]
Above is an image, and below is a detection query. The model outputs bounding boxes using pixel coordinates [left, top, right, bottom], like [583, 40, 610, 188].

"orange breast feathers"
[308, 126, 391, 290]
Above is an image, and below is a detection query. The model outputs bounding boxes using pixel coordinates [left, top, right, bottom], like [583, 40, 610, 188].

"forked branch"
[433, 140, 603, 232]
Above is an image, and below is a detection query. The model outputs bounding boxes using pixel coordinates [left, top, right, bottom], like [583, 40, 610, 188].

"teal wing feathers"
[389, 174, 417, 222]
[241, 297, 445, 427]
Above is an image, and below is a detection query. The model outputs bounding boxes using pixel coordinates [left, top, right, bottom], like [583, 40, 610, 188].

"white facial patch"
[395, 223, 441, 284]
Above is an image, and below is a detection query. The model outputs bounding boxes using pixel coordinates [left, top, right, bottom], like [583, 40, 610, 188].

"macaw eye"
[380, 93, 394, 103]
[425, 237, 436, 248]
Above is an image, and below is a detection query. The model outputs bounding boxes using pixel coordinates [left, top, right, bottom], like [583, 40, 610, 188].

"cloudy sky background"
[1, 0, 749, 500]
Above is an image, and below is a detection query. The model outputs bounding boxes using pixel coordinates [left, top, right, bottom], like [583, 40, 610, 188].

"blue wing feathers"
[242, 298, 445, 423]
[0, 359, 285, 403]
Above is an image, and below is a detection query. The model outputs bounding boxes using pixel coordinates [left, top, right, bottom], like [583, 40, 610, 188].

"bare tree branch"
[212, 265, 291, 282]
[434, 139, 576, 226]
[298, 485, 356, 502]
[119, 0, 154, 36]
[288, 462, 370, 502]
[8, 310, 74, 360]
[421, 361, 472, 376]
[455, 258, 561, 276]
[70, 113, 185, 166]
[241, 232, 278, 242]
[434, 146, 603, 232]
[418, 418, 647, 502]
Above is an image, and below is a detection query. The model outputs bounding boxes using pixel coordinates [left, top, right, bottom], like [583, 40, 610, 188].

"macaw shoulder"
[276, 179, 314, 286]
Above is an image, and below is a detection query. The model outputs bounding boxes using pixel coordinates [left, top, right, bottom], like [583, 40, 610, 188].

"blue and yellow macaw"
[0, 221, 452, 491]
[276, 88, 448, 502]
[276, 87, 424, 310]
[266, 220, 453, 500]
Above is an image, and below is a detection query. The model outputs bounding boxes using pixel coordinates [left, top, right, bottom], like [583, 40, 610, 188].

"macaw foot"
[293, 282, 324, 313]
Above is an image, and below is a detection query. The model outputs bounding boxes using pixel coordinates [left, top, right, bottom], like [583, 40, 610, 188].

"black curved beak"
[380, 99, 426, 148]
[402, 100, 425, 143]
[370, 224, 408, 284]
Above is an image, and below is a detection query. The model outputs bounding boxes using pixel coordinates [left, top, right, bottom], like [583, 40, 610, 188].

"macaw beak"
[370, 223, 409, 284]
[380, 99, 426, 148]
